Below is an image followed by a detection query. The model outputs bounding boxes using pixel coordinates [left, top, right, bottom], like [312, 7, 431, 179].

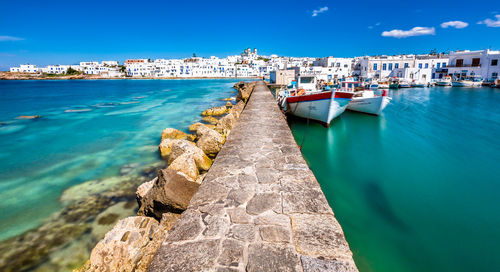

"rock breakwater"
[79, 81, 256, 271]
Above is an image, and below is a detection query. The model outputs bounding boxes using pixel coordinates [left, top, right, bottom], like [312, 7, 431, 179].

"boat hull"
[435, 81, 451, 86]
[286, 91, 351, 125]
[347, 96, 390, 115]
[452, 81, 482, 87]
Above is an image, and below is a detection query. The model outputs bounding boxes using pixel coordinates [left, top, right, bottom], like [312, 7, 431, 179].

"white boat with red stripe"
[338, 80, 391, 116]
[277, 76, 353, 126]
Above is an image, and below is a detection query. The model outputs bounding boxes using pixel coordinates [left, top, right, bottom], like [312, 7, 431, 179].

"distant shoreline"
[0, 72, 261, 81]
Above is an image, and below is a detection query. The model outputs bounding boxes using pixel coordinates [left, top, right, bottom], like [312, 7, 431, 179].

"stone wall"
[148, 82, 358, 271]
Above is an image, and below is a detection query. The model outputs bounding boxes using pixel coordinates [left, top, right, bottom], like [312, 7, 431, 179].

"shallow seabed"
[289, 86, 500, 272]
[0, 79, 244, 271]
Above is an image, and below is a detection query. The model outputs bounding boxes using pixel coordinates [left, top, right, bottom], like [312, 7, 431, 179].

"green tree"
[66, 67, 80, 75]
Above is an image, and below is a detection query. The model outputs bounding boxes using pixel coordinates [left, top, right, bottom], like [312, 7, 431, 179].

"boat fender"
[382, 89, 388, 97]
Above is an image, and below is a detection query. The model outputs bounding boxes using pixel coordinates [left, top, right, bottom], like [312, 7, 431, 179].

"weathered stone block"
[246, 243, 301, 272]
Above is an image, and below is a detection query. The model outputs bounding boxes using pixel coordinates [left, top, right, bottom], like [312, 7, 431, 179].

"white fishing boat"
[277, 76, 354, 126]
[369, 80, 379, 89]
[452, 76, 483, 87]
[435, 75, 452, 86]
[338, 80, 391, 115]
[378, 81, 390, 89]
[411, 80, 426, 87]
[494, 79, 500, 88]
[347, 89, 391, 115]
[398, 80, 411, 88]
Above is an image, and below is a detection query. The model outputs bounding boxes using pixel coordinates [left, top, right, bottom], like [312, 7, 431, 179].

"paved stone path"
[148, 82, 358, 272]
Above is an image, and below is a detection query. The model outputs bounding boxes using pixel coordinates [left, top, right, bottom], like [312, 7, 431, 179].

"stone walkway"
[148, 82, 358, 272]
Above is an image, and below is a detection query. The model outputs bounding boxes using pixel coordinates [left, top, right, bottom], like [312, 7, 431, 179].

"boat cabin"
[296, 75, 317, 91]
[340, 81, 362, 92]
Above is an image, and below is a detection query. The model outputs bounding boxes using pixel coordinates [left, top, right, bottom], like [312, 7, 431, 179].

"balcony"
[446, 64, 481, 68]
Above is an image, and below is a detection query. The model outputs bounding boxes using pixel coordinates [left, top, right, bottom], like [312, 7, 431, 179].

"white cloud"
[478, 15, 500, 27]
[0, 36, 24, 42]
[381, 27, 435, 38]
[312, 7, 328, 17]
[440, 21, 468, 29]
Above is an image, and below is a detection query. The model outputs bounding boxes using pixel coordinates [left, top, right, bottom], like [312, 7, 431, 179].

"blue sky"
[0, 0, 499, 70]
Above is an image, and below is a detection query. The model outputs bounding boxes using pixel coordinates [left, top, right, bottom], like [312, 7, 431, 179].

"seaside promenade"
[148, 82, 357, 271]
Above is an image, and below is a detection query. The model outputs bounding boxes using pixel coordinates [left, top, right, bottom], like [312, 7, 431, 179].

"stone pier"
[148, 82, 357, 271]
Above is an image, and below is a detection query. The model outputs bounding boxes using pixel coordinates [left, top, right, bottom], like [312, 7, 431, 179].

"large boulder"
[189, 122, 216, 133]
[161, 128, 188, 141]
[231, 101, 245, 119]
[167, 153, 199, 181]
[86, 216, 161, 272]
[235, 81, 255, 102]
[158, 138, 177, 158]
[136, 178, 156, 203]
[215, 112, 237, 135]
[202, 116, 219, 125]
[201, 106, 228, 116]
[168, 140, 212, 171]
[137, 169, 201, 218]
[196, 126, 225, 155]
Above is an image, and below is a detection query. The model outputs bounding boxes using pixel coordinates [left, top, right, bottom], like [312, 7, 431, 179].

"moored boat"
[389, 78, 399, 89]
[411, 80, 426, 87]
[378, 81, 390, 89]
[435, 75, 452, 86]
[452, 76, 483, 87]
[494, 79, 500, 88]
[398, 80, 411, 88]
[277, 76, 354, 126]
[347, 89, 391, 115]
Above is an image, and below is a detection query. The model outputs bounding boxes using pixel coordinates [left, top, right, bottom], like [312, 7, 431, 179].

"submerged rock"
[196, 125, 225, 155]
[137, 169, 200, 218]
[160, 128, 188, 141]
[15, 115, 40, 119]
[201, 106, 228, 116]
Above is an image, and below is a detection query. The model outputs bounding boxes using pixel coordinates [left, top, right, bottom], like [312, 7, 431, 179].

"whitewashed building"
[10, 64, 39, 73]
[446, 49, 500, 81]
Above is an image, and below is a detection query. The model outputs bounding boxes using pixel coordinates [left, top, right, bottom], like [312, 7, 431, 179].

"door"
[456, 59, 464, 67]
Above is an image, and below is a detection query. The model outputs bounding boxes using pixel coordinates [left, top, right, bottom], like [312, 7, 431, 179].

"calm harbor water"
[289, 86, 500, 272]
[0, 79, 241, 244]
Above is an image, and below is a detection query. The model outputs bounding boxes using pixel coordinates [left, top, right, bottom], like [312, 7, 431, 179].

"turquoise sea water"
[0, 79, 242, 242]
[289, 87, 500, 272]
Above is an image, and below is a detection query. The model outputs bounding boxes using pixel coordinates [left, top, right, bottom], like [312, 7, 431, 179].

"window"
[373, 63, 377, 70]
[389, 63, 393, 70]
[437, 63, 440, 69]
[383, 63, 387, 70]
[456, 59, 464, 67]
[472, 58, 480, 67]
[443, 62, 447, 67]
[404, 63, 409, 68]
[492, 59, 498, 66]
[425, 63, 429, 68]
[493, 72, 498, 78]
[419, 63, 422, 69]
[395, 63, 399, 69]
